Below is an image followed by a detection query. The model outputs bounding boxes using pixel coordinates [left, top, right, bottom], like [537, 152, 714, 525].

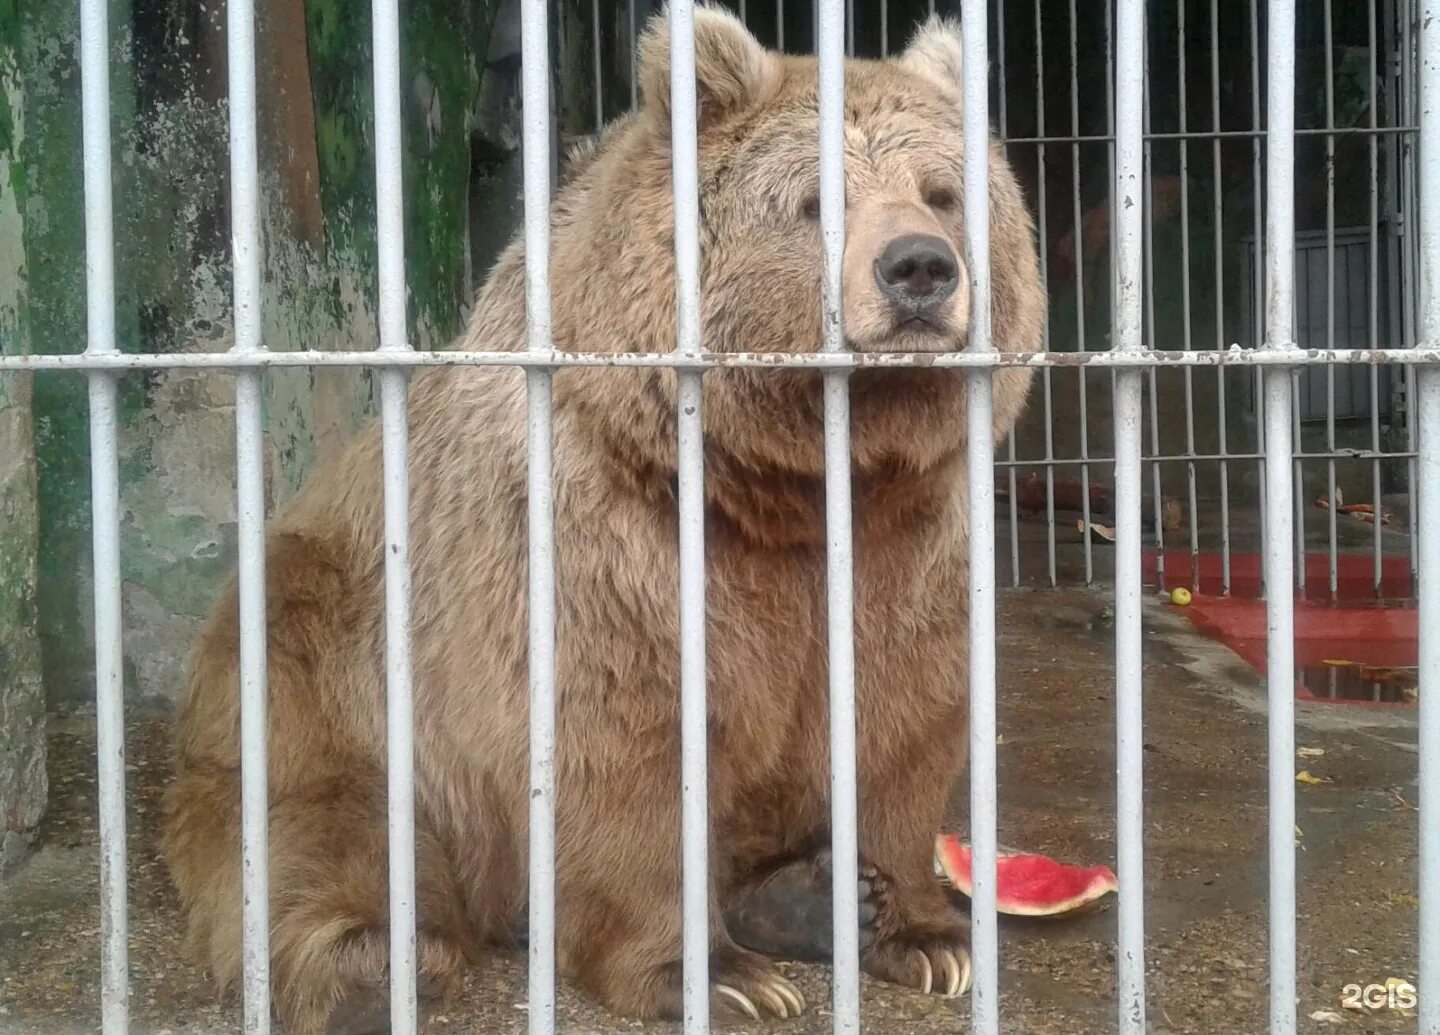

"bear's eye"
[925, 188, 959, 213]
[801, 195, 822, 221]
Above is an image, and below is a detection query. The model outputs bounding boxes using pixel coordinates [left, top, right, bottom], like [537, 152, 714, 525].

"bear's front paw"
[709, 946, 808, 1020]
[862, 922, 971, 999]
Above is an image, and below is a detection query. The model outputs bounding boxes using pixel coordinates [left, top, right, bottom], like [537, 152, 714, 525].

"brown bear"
[161, 7, 1045, 1032]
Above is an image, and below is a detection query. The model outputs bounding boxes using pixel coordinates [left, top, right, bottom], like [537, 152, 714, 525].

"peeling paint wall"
[7, 0, 500, 711]
[0, 0, 46, 874]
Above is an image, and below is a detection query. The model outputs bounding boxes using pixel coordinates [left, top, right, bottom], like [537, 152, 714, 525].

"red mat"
[1175, 591, 1418, 707]
[1145, 549, 1413, 603]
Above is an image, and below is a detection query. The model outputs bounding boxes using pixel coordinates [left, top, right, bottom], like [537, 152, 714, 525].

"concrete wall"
[1, 2, 46, 873]
[5, 0, 506, 718]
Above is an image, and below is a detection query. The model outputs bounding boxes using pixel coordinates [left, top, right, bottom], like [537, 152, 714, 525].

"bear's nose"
[873, 234, 960, 317]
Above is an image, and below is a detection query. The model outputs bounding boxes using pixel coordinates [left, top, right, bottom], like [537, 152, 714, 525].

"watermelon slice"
[933, 834, 1118, 918]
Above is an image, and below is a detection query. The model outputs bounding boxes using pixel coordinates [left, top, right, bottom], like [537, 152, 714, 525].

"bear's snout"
[873, 233, 959, 319]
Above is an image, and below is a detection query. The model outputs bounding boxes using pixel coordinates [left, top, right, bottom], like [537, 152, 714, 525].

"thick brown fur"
[161, 8, 1045, 1032]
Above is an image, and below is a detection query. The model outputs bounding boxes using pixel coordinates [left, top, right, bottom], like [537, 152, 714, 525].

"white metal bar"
[1249, 0, 1267, 583]
[1113, 0, 1146, 1030]
[225, 0, 270, 1029]
[668, 1, 709, 1029]
[79, 0, 129, 1030]
[817, 0, 858, 1029]
[1211, 0, 1231, 595]
[6, 349, 1440, 373]
[1066, 0, 1094, 584]
[1263, 0, 1298, 1031]
[629, 0, 639, 108]
[1140, 16, 1163, 590]
[961, 0, 998, 1030]
[1415, 9, 1440, 1031]
[1175, 0, 1199, 587]
[1370, 0, 1385, 595]
[996, 0, 1021, 589]
[521, 0, 557, 1027]
[1401, 0, 1421, 591]
[1031, 0, 1058, 588]
[1324, 0, 1339, 596]
[371, 0, 418, 1029]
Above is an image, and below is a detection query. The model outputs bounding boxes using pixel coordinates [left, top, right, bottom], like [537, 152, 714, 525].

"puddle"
[1174, 593, 1419, 708]
[1297, 659, 1419, 705]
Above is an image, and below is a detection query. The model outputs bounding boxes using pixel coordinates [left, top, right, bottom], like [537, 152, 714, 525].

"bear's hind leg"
[166, 765, 474, 1035]
[266, 777, 477, 1034]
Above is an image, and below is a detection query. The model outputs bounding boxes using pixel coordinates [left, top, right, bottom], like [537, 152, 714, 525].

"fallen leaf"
[1297, 747, 1325, 759]
[1309, 1009, 1345, 1024]
[1076, 519, 1116, 543]
[1296, 770, 1332, 785]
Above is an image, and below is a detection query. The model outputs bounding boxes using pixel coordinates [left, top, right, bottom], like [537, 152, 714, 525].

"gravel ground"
[0, 585, 1421, 1034]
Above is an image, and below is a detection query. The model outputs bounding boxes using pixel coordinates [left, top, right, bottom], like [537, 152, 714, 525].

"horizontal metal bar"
[5, 348, 1439, 373]
[1002, 125, 1418, 146]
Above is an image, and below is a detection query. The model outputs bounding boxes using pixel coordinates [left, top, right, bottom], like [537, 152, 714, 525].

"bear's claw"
[909, 945, 970, 998]
[714, 969, 806, 1020]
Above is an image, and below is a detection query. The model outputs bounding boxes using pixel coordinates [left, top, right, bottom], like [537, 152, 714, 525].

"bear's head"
[492, 5, 1045, 532]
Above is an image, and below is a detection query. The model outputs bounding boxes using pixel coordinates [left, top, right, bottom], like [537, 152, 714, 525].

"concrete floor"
[0, 542, 1422, 1033]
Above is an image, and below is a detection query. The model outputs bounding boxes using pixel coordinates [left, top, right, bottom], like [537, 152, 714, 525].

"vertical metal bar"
[1140, 8, 1163, 591]
[371, 0, 418, 1029]
[629, 0, 639, 109]
[1211, 0, 1232, 596]
[1177, 0, 1200, 587]
[520, 0, 556, 1030]
[1067, 0, 1094, 584]
[880, 0, 888, 57]
[1263, 1, 1298, 1031]
[1401, 0, 1421, 591]
[1113, 0, 1146, 1030]
[776, 0, 784, 53]
[1416, 10, 1440, 1033]
[1324, 0, 1338, 597]
[1034, 0, 1058, 587]
[226, 0, 270, 1028]
[668, 3, 709, 1030]
[79, 1, 128, 1030]
[962, 0, 998, 1030]
[997, 0, 1020, 588]
[818, 0, 857, 1031]
[1370, 0, 1386, 595]
[1250, 0, 1267, 578]
[1293, 371, 1306, 596]
[593, 0, 604, 134]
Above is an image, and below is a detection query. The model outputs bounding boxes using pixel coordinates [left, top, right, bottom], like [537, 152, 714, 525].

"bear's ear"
[637, 5, 781, 131]
[897, 16, 965, 93]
